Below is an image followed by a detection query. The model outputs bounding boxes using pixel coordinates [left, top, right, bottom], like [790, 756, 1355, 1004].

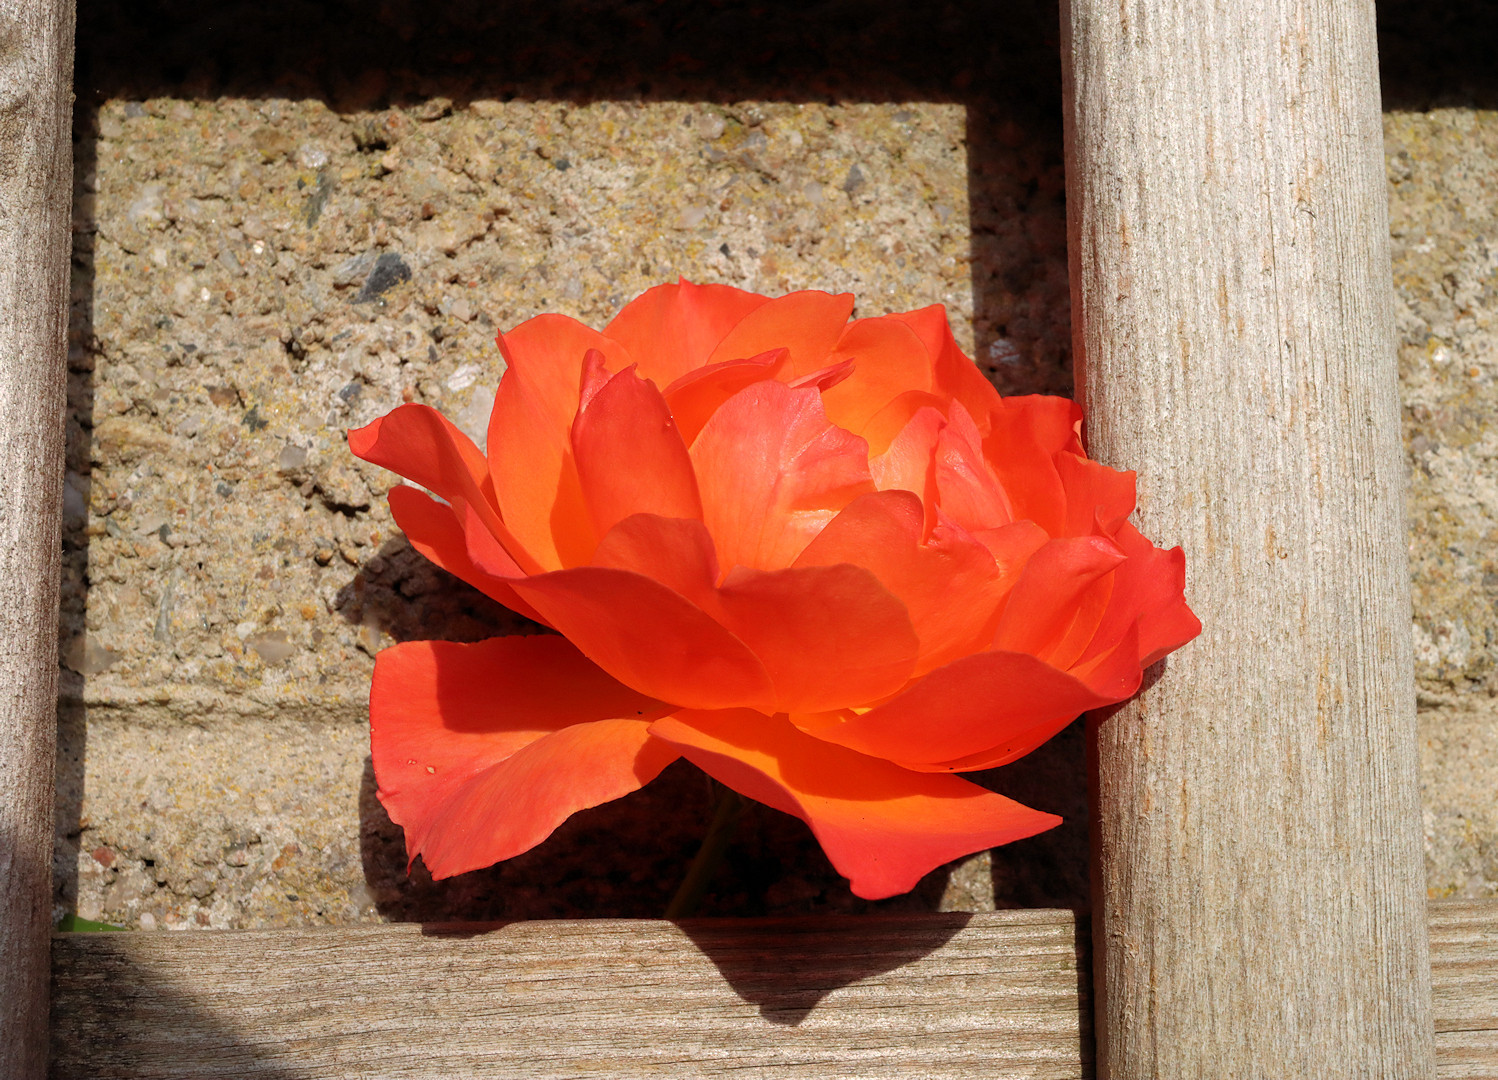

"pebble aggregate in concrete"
[63, 96, 1000, 728]
[1386, 109, 1498, 900]
[52, 1, 1498, 925]
[58, 94, 1083, 927]
[62, 718, 1078, 930]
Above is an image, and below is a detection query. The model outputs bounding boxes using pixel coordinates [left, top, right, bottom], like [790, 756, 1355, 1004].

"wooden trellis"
[3, 0, 1496, 1076]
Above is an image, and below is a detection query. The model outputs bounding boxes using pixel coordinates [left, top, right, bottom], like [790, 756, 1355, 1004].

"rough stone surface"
[58, 714, 1085, 930]
[1421, 702, 1498, 900]
[1386, 109, 1498, 900]
[56, 91, 1081, 927]
[50, 1, 1498, 928]
[64, 96, 986, 729]
[1388, 110, 1498, 701]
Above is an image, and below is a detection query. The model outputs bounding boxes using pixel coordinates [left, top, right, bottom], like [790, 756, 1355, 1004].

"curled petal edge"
[371, 636, 676, 879]
[651, 710, 1060, 900]
[790, 629, 1144, 771]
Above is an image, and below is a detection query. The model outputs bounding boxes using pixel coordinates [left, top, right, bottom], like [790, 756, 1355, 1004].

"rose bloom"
[350, 282, 1200, 900]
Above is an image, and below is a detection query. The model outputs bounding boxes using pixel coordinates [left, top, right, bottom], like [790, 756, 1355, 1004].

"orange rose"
[350, 282, 1200, 899]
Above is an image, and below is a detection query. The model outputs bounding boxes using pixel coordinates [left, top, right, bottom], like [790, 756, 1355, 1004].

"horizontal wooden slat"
[49, 900, 1498, 1078]
[50, 910, 1093, 1079]
[1432, 899, 1498, 1078]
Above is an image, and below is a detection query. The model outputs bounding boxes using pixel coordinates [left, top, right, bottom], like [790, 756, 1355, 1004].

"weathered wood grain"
[51, 911, 1093, 1079]
[0, 1, 76, 1079]
[1432, 900, 1498, 1079]
[48, 902, 1498, 1077]
[1062, 1, 1433, 1075]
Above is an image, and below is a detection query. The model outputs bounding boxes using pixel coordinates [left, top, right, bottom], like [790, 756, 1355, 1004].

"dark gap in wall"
[1378, 0, 1498, 111]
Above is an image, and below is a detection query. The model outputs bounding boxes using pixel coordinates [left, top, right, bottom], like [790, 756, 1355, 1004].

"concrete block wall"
[53, 0, 1498, 929]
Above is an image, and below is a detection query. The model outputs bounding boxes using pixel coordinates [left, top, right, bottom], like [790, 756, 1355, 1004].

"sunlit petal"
[372, 636, 675, 878]
[652, 710, 1059, 900]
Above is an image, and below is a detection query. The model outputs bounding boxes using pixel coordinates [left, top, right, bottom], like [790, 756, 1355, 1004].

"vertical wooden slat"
[0, 1, 76, 1077]
[1061, 1, 1432, 1076]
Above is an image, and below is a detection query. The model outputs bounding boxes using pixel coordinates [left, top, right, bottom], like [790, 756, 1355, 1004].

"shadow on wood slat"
[52, 911, 1095, 1079]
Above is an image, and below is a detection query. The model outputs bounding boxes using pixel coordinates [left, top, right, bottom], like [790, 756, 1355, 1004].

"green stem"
[664, 783, 746, 919]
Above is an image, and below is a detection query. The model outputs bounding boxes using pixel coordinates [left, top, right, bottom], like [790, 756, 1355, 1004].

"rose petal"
[793, 647, 1133, 768]
[489, 317, 634, 569]
[934, 401, 1014, 533]
[921, 713, 1087, 774]
[662, 349, 789, 446]
[406, 719, 678, 879]
[1066, 620, 1149, 702]
[571, 354, 702, 538]
[492, 314, 634, 448]
[349, 403, 489, 505]
[590, 513, 721, 603]
[991, 536, 1126, 663]
[388, 486, 547, 625]
[861, 390, 950, 458]
[374, 636, 668, 798]
[715, 563, 919, 713]
[920, 624, 1150, 773]
[818, 316, 932, 435]
[786, 357, 856, 394]
[372, 636, 675, 878]
[691, 379, 874, 572]
[592, 513, 919, 712]
[969, 519, 1051, 581]
[867, 404, 945, 535]
[994, 394, 1085, 457]
[1138, 579, 1201, 667]
[706, 290, 855, 375]
[1044, 573, 1118, 672]
[794, 491, 1007, 674]
[983, 396, 1084, 536]
[603, 280, 770, 387]
[509, 567, 776, 712]
[889, 305, 1002, 433]
[1054, 450, 1137, 538]
[349, 404, 541, 574]
[651, 710, 1060, 900]
[486, 379, 589, 571]
[1079, 521, 1202, 668]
